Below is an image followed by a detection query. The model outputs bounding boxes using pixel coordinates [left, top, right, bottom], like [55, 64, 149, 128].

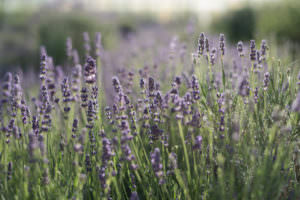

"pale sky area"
[71, 0, 278, 12]
[4, 0, 279, 12]
[93, 0, 248, 12]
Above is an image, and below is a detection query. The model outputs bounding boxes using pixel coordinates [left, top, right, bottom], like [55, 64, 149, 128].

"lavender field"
[0, 1, 300, 199]
[0, 29, 299, 199]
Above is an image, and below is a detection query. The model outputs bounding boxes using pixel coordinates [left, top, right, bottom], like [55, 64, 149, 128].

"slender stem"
[221, 55, 226, 91]
[177, 120, 191, 184]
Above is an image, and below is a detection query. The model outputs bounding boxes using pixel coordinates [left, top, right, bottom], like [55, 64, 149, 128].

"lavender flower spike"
[292, 92, 300, 113]
[219, 33, 225, 56]
[150, 148, 164, 184]
[193, 135, 202, 150]
[250, 40, 256, 61]
[84, 56, 97, 85]
[197, 32, 205, 57]
[237, 41, 244, 57]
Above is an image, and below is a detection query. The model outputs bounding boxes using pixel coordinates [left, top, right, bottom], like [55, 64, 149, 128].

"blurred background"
[0, 0, 299, 75]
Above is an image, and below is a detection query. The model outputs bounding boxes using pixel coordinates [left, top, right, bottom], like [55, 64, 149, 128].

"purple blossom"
[197, 32, 205, 57]
[219, 33, 225, 56]
[150, 148, 164, 184]
[193, 135, 202, 150]
[84, 57, 97, 84]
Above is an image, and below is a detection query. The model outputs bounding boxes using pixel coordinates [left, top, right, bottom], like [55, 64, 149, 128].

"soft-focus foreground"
[0, 32, 300, 199]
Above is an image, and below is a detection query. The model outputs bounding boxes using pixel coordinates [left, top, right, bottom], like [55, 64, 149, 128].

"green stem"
[177, 121, 191, 184]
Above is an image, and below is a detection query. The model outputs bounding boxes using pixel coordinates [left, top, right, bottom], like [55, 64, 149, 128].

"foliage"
[211, 6, 256, 42]
[256, 0, 300, 45]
